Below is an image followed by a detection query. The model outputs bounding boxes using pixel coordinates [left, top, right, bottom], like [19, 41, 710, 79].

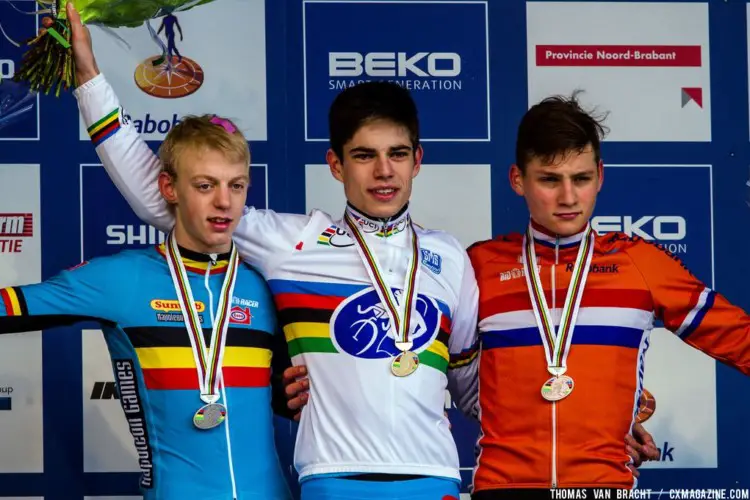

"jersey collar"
[344, 202, 410, 239]
[156, 243, 231, 274]
[530, 218, 589, 250]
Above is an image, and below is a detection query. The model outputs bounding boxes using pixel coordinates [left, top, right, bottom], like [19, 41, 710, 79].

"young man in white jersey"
[68, 4, 478, 499]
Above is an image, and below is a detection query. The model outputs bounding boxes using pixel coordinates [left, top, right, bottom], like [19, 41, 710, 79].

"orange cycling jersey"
[468, 221, 750, 492]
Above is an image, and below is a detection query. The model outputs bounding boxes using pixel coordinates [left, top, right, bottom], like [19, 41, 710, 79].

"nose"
[558, 178, 576, 206]
[373, 153, 395, 179]
[214, 186, 231, 210]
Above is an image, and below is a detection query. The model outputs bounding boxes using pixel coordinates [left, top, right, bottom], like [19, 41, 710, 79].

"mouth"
[369, 187, 399, 202]
[554, 212, 582, 221]
[207, 217, 233, 231]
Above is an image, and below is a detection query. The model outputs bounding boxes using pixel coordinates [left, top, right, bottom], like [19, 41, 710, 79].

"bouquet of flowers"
[13, 0, 217, 96]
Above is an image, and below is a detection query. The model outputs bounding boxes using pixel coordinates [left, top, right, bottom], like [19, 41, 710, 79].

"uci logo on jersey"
[330, 287, 440, 359]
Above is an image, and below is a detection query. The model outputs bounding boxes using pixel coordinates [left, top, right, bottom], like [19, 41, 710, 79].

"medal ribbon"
[521, 222, 595, 376]
[344, 210, 420, 351]
[165, 232, 239, 404]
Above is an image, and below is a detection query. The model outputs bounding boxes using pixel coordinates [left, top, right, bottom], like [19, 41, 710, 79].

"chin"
[548, 218, 587, 237]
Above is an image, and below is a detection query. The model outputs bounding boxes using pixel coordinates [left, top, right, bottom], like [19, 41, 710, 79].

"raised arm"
[69, 2, 174, 233]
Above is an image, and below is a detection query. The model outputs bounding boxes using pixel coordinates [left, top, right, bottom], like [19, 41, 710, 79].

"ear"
[327, 149, 344, 183]
[158, 171, 179, 205]
[597, 159, 604, 192]
[412, 145, 423, 178]
[509, 164, 525, 196]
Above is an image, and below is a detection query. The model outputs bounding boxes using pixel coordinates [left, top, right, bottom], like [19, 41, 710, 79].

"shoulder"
[64, 248, 151, 275]
[598, 231, 692, 272]
[466, 232, 524, 263]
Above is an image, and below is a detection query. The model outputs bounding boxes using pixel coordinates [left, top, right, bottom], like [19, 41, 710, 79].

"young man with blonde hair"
[0, 114, 294, 500]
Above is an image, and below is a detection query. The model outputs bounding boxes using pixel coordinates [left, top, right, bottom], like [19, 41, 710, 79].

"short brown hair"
[158, 114, 250, 177]
[515, 90, 609, 173]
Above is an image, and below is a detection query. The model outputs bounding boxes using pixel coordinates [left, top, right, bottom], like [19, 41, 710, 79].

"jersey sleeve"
[0, 258, 121, 334]
[446, 248, 480, 419]
[625, 238, 750, 375]
[74, 74, 313, 269]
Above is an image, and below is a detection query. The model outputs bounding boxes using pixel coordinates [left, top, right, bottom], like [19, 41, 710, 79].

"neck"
[529, 218, 590, 248]
[173, 224, 231, 256]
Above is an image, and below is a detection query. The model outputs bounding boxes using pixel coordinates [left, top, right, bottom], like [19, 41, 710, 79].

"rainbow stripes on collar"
[345, 206, 410, 238]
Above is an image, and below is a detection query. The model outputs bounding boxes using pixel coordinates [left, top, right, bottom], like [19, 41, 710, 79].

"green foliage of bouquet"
[13, 0, 217, 96]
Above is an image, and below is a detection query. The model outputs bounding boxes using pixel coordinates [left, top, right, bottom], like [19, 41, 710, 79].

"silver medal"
[193, 402, 227, 430]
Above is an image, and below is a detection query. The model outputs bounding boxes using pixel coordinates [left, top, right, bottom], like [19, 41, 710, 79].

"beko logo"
[329, 52, 461, 78]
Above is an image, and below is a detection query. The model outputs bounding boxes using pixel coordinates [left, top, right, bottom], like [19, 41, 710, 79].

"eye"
[353, 153, 374, 161]
[232, 183, 246, 190]
[390, 151, 409, 159]
[197, 183, 212, 191]
[539, 176, 557, 183]
[574, 176, 592, 184]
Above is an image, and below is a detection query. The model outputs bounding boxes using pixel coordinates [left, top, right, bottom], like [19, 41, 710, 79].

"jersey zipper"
[551, 238, 559, 488]
[205, 260, 238, 499]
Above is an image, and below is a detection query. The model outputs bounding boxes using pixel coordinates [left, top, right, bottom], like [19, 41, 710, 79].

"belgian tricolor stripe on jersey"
[0, 287, 27, 316]
[268, 279, 453, 373]
[124, 326, 272, 390]
[88, 108, 121, 147]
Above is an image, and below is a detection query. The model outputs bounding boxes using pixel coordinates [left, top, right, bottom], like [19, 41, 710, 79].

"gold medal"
[541, 375, 574, 402]
[390, 350, 419, 377]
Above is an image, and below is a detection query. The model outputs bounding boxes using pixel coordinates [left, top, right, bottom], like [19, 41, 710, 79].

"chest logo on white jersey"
[420, 248, 442, 274]
[329, 287, 441, 359]
[317, 225, 354, 247]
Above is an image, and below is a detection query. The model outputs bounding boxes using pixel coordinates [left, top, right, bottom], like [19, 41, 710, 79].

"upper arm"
[626, 238, 750, 374]
[231, 207, 315, 271]
[0, 258, 119, 334]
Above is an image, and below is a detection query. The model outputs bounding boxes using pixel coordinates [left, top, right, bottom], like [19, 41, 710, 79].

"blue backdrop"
[0, 0, 749, 498]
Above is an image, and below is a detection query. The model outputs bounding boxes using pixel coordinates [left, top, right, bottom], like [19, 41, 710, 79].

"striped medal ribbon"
[521, 222, 595, 402]
[164, 231, 240, 429]
[344, 210, 422, 377]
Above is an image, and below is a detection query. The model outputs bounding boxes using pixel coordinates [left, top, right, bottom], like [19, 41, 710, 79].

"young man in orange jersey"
[466, 93, 750, 499]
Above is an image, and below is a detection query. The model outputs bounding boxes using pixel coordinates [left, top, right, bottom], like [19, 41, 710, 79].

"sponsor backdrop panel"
[0, 164, 44, 473]
[0, 0, 749, 497]
[79, 0, 268, 141]
[593, 165, 717, 469]
[527, 1, 711, 142]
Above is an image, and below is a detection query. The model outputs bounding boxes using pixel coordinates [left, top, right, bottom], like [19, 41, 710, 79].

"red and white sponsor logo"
[229, 306, 252, 325]
[0, 213, 33, 254]
[536, 45, 702, 67]
[0, 214, 33, 237]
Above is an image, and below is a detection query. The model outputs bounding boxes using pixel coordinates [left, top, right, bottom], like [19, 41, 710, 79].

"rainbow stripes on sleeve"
[87, 108, 121, 147]
[0, 287, 27, 316]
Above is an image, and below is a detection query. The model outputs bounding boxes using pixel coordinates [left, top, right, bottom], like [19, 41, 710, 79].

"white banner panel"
[0, 164, 43, 473]
[527, 2, 710, 142]
[80, 0, 267, 141]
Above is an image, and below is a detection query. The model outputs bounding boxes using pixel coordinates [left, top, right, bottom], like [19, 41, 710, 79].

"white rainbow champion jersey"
[74, 74, 481, 482]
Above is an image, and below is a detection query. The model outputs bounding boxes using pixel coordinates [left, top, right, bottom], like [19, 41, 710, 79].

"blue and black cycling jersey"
[0, 243, 294, 500]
